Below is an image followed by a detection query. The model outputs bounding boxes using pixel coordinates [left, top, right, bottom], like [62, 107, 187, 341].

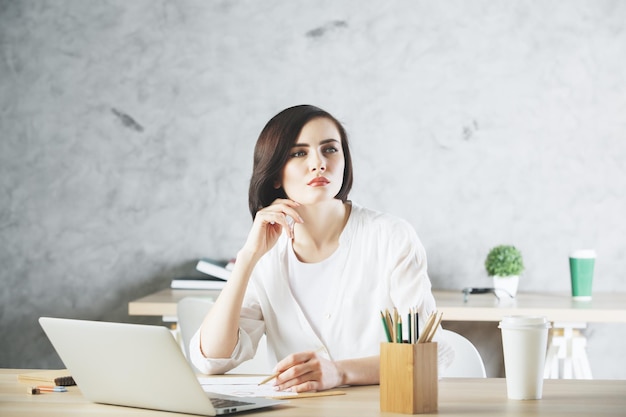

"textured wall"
[1, 0, 625, 378]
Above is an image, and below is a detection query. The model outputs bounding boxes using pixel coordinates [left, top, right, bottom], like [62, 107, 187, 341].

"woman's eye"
[290, 150, 307, 158]
[323, 146, 338, 154]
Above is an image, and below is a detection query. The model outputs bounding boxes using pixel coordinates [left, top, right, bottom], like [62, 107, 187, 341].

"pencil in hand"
[257, 372, 280, 386]
[258, 346, 327, 385]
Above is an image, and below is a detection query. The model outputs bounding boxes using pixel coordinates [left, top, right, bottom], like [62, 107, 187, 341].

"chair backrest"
[439, 329, 487, 378]
[176, 297, 215, 361]
[176, 296, 270, 374]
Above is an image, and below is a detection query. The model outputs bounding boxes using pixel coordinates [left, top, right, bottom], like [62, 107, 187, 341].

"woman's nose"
[310, 153, 326, 172]
[312, 163, 326, 172]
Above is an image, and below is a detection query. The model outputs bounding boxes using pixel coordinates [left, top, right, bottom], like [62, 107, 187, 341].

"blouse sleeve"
[383, 217, 455, 369]
[189, 282, 266, 374]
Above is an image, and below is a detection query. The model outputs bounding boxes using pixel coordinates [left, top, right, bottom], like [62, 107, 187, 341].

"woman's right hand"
[241, 199, 304, 259]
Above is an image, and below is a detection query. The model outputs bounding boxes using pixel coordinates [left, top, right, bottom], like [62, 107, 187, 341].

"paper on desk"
[198, 376, 297, 398]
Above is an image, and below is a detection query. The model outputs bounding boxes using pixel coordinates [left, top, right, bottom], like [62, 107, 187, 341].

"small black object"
[54, 376, 76, 386]
[462, 287, 513, 303]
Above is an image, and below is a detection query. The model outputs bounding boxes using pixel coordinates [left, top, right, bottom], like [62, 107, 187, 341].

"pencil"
[407, 311, 412, 344]
[414, 310, 419, 344]
[381, 311, 393, 342]
[257, 372, 280, 386]
[28, 385, 67, 394]
[425, 311, 444, 343]
[417, 311, 437, 343]
[385, 310, 396, 343]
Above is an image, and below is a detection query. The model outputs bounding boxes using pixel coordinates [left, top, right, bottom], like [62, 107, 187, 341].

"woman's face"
[279, 117, 345, 205]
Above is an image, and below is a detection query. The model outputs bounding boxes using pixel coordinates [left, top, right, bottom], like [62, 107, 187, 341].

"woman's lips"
[308, 177, 330, 186]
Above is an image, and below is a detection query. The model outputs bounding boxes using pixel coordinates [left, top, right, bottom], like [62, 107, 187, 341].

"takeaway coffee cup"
[569, 250, 596, 301]
[499, 316, 551, 400]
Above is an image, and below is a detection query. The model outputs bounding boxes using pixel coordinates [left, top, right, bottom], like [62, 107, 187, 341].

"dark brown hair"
[248, 105, 353, 219]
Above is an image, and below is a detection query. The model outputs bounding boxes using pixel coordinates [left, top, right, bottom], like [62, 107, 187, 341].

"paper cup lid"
[569, 249, 596, 258]
[498, 315, 551, 329]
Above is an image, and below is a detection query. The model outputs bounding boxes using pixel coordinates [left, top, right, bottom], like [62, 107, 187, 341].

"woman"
[190, 105, 451, 392]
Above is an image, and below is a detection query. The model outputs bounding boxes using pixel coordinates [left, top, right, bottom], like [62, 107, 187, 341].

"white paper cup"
[498, 316, 551, 400]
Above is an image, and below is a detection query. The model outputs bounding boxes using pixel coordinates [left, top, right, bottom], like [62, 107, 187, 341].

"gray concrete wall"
[1, 0, 625, 378]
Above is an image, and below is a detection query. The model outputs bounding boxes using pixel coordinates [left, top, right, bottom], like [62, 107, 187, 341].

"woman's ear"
[273, 180, 281, 189]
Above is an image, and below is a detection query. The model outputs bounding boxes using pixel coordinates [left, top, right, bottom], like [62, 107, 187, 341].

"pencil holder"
[380, 342, 438, 414]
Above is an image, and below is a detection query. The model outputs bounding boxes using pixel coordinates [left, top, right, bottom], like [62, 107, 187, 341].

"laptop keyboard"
[210, 397, 255, 409]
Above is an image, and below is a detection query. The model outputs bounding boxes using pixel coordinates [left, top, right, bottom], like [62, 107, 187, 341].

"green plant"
[485, 245, 524, 277]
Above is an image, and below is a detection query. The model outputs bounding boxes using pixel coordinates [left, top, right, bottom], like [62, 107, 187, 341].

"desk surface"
[435, 290, 626, 323]
[128, 289, 220, 317]
[2, 369, 625, 416]
[129, 288, 626, 323]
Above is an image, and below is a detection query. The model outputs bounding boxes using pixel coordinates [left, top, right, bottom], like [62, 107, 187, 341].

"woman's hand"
[272, 350, 344, 393]
[242, 199, 303, 259]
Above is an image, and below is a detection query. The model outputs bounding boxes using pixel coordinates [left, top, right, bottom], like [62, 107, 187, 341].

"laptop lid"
[39, 317, 281, 416]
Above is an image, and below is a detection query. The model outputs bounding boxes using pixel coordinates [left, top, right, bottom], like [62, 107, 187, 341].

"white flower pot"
[492, 275, 519, 299]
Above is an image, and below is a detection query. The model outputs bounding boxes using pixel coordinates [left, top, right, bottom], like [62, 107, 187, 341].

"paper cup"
[569, 250, 596, 301]
[499, 316, 551, 400]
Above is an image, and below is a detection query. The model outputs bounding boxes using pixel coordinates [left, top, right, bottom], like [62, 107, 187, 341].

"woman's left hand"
[272, 350, 344, 392]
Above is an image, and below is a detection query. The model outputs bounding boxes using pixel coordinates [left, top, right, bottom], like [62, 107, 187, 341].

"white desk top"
[128, 288, 220, 317]
[435, 290, 626, 323]
[128, 288, 626, 323]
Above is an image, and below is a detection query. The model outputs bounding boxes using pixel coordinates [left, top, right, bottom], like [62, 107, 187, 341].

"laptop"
[39, 317, 282, 415]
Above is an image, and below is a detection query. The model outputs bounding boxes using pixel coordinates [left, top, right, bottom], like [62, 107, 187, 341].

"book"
[195, 258, 234, 280]
[170, 276, 226, 290]
[18, 369, 76, 386]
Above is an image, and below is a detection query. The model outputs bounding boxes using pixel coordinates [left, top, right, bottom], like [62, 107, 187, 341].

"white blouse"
[190, 202, 452, 374]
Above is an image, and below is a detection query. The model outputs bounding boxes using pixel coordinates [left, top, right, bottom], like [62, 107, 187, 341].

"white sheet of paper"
[198, 376, 297, 398]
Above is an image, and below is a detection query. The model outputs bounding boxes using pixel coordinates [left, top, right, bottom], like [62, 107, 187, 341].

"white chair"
[439, 329, 487, 378]
[176, 296, 271, 374]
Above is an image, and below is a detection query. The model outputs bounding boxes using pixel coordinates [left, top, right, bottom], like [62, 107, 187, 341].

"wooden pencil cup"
[380, 342, 438, 414]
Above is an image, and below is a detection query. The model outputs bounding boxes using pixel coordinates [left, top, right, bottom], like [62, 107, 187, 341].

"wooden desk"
[129, 289, 626, 323]
[2, 369, 625, 416]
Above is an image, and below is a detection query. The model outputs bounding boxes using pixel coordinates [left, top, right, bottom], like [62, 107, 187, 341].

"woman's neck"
[292, 200, 351, 263]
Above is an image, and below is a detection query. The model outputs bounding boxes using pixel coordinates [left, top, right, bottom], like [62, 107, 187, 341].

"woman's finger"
[255, 201, 304, 239]
[255, 210, 293, 239]
[265, 200, 304, 224]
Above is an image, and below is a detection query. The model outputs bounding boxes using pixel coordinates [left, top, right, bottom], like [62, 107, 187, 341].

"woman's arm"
[198, 199, 303, 359]
[335, 356, 380, 386]
[198, 249, 260, 358]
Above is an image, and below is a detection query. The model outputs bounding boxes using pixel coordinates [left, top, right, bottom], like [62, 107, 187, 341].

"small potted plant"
[485, 245, 524, 297]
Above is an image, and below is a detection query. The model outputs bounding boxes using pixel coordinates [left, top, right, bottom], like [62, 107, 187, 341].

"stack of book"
[170, 258, 235, 290]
